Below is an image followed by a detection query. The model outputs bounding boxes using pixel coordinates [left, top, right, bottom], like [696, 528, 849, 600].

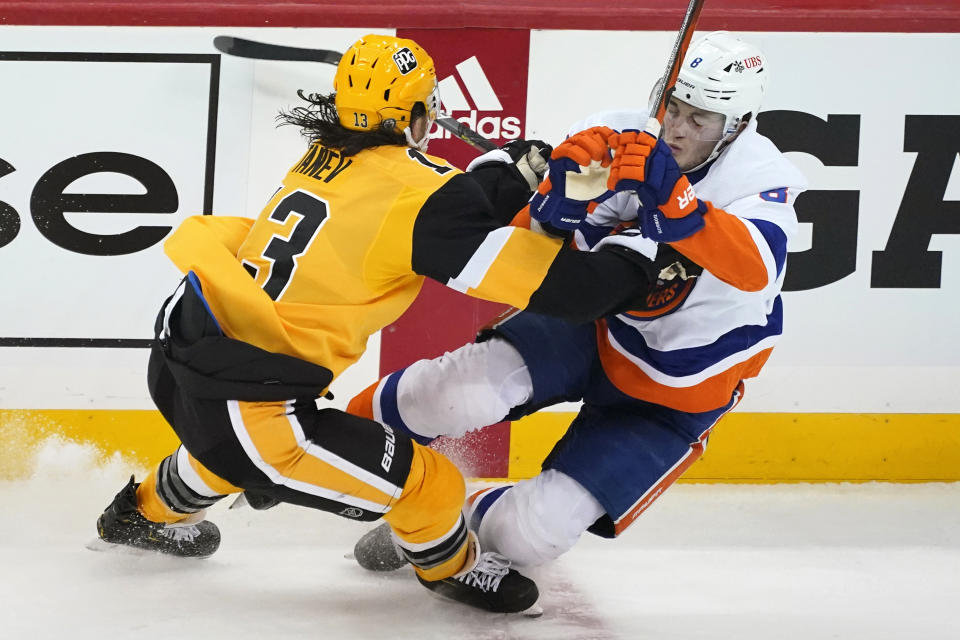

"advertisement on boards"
[1, 27, 958, 426]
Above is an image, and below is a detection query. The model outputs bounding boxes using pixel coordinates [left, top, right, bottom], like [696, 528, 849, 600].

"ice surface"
[1, 439, 958, 640]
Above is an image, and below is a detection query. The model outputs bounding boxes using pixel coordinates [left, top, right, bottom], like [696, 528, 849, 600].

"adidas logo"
[433, 56, 521, 141]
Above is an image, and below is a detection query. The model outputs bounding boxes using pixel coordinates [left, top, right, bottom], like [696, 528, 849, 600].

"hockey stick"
[212, 36, 496, 152]
[212, 36, 341, 64]
[433, 115, 497, 152]
[649, 0, 706, 125]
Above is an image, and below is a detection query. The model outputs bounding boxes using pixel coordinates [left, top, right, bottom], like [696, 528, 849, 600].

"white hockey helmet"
[672, 31, 766, 141]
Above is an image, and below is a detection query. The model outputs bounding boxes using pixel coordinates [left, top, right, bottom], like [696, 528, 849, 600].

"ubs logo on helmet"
[393, 48, 418, 75]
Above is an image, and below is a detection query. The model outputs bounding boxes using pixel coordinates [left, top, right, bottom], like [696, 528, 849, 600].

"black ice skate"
[353, 522, 408, 571]
[417, 550, 541, 615]
[96, 476, 221, 558]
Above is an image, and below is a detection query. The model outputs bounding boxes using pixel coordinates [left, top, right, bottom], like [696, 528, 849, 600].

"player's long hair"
[277, 91, 423, 156]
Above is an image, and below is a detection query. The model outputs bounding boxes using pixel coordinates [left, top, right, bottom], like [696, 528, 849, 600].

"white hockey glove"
[501, 139, 552, 190]
[466, 139, 553, 191]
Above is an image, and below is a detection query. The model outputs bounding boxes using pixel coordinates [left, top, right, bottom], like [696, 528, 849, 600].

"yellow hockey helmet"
[334, 34, 438, 133]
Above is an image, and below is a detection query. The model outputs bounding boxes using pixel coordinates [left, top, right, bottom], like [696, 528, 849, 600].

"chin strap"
[685, 117, 751, 172]
[404, 125, 430, 152]
[684, 131, 739, 173]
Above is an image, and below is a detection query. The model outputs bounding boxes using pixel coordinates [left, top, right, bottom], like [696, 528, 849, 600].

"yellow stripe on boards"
[506, 412, 570, 480]
[4, 409, 959, 483]
[0, 409, 177, 479]
[507, 412, 960, 482]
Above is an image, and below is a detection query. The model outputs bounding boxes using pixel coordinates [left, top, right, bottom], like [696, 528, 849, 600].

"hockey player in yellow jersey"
[95, 34, 677, 614]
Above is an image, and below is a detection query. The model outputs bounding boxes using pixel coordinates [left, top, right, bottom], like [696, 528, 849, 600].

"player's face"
[407, 90, 437, 149]
[662, 98, 725, 170]
[410, 115, 429, 143]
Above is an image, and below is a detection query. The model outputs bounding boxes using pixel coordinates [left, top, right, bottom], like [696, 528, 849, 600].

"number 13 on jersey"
[242, 189, 330, 300]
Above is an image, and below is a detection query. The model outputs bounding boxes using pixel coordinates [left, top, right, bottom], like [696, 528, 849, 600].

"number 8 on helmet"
[670, 30, 767, 168]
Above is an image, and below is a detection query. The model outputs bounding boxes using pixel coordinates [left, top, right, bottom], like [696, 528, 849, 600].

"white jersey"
[571, 109, 807, 413]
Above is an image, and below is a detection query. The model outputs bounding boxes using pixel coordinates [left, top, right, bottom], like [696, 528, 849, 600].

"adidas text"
[432, 111, 521, 141]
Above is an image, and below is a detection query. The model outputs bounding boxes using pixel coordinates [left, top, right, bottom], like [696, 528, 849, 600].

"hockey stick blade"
[213, 36, 341, 65]
[213, 36, 496, 153]
[435, 116, 497, 152]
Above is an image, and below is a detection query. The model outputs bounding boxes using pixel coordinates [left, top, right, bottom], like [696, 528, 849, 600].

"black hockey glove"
[594, 229, 702, 280]
[467, 140, 553, 225]
[594, 229, 704, 314]
[500, 139, 553, 190]
[467, 139, 553, 190]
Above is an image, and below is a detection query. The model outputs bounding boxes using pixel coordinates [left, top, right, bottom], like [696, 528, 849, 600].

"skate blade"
[421, 588, 544, 617]
[85, 538, 210, 559]
[85, 538, 150, 555]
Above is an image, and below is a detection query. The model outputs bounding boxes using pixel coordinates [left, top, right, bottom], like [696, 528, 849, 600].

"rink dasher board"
[1, 27, 958, 481]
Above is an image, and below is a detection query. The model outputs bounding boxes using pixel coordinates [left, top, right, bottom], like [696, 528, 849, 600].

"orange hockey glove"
[528, 126, 615, 234]
[607, 129, 706, 243]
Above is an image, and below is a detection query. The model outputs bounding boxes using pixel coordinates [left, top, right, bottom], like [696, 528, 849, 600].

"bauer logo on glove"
[676, 184, 696, 210]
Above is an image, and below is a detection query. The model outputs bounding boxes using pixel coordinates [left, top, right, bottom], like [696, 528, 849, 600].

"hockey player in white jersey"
[351, 32, 807, 570]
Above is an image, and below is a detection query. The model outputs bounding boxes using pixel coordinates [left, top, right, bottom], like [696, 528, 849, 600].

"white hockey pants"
[395, 337, 606, 567]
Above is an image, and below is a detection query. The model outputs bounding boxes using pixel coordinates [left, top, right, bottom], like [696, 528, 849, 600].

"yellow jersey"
[163, 142, 568, 380]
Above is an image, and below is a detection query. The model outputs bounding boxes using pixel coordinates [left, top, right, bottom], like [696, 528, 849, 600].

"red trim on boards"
[2, 1, 958, 32]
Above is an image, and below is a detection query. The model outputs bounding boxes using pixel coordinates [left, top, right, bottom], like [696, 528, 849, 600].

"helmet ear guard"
[333, 34, 439, 135]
